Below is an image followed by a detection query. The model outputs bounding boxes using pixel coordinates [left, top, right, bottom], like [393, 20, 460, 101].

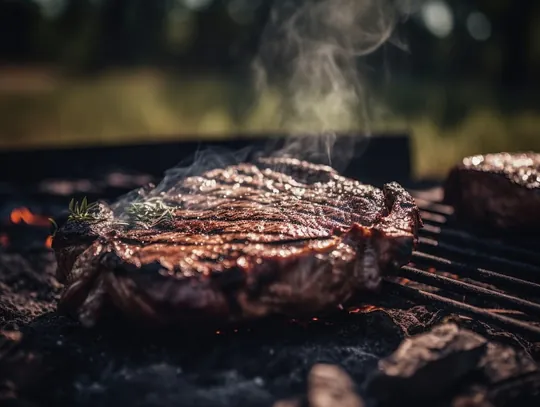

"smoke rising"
[253, 0, 403, 168]
[110, 0, 407, 216]
[110, 147, 253, 216]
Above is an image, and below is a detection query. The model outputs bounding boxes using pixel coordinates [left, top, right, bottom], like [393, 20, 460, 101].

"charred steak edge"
[53, 158, 422, 327]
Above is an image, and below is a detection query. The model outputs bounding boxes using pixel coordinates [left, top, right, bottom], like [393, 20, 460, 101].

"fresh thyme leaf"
[125, 198, 174, 229]
[67, 197, 101, 222]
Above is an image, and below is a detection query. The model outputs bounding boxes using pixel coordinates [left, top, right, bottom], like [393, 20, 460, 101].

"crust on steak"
[53, 158, 422, 327]
[444, 152, 540, 231]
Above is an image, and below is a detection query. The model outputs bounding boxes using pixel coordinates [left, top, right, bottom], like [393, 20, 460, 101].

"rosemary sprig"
[68, 197, 100, 222]
[125, 198, 174, 229]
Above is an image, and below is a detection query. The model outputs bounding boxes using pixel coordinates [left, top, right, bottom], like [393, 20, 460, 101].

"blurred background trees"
[2, 0, 538, 87]
[0, 0, 539, 177]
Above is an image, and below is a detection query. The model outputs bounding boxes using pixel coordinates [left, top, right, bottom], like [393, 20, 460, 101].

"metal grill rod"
[397, 266, 540, 317]
[411, 251, 540, 297]
[420, 223, 540, 265]
[419, 211, 447, 224]
[417, 198, 540, 253]
[398, 190, 540, 340]
[418, 237, 540, 281]
[383, 280, 540, 341]
[411, 197, 453, 216]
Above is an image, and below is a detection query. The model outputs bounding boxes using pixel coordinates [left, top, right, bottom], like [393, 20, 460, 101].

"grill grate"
[384, 189, 540, 340]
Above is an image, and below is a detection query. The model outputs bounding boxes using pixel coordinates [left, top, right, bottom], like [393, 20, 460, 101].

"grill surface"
[3, 139, 540, 407]
[4, 179, 540, 342]
[384, 188, 540, 340]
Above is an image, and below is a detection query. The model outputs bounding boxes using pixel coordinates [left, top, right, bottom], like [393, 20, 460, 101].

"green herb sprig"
[68, 197, 100, 222]
[125, 198, 174, 229]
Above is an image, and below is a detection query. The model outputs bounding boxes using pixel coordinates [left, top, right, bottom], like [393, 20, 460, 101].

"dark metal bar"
[416, 198, 540, 253]
[397, 266, 540, 317]
[419, 211, 447, 225]
[419, 223, 540, 266]
[478, 309, 534, 321]
[0, 134, 412, 184]
[412, 251, 540, 296]
[418, 237, 540, 281]
[412, 197, 454, 216]
[383, 280, 540, 340]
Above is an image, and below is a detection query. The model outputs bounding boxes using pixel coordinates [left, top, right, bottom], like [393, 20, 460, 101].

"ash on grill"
[1, 174, 540, 407]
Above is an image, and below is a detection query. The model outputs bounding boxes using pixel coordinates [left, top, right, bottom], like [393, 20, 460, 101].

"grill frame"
[385, 188, 540, 341]
[2, 136, 540, 341]
[0, 133, 411, 184]
[3, 137, 540, 407]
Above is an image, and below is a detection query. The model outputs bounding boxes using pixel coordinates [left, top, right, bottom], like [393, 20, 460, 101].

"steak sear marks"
[53, 157, 421, 327]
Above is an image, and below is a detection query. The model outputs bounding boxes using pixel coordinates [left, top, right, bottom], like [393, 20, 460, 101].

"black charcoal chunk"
[366, 323, 487, 402]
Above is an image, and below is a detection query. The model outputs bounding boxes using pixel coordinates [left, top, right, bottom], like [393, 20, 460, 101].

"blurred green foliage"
[0, 0, 539, 178]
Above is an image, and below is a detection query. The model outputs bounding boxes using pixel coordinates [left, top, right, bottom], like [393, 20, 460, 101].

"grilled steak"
[52, 157, 422, 327]
[444, 152, 540, 232]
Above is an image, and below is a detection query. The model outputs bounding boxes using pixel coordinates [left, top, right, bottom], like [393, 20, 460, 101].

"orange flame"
[0, 233, 8, 247]
[348, 305, 380, 314]
[397, 277, 411, 285]
[45, 236, 53, 248]
[10, 207, 50, 227]
[425, 267, 459, 280]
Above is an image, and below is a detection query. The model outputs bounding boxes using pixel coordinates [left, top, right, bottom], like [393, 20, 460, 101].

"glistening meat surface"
[52, 158, 422, 327]
[444, 152, 540, 232]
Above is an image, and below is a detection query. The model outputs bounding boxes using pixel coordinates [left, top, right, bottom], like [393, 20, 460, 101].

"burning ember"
[3, 207, 55, 249]
[2, 162, 540, 407]
[396, 277, 411, 285]
[45, 235, 53, 248]
[10, 207, 51, 227]
[348, 305, 380, 314]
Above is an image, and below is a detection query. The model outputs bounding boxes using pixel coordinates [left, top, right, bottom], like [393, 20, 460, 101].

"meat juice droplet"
[470, 156, 484, 166]
[236, 256, 248, 268]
